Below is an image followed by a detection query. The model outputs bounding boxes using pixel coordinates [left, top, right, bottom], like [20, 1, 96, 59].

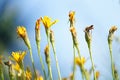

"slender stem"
[51, 42, 62, 80]
[29, 48, 37, 79]
[36, 42, 47, 80]
[72, 45, 76, 80]
[108, 43, 115, 80]
[0, 66, 4, 80]
[88, 47, 96, 80]
[75, 45, 85, 80]
[20, 61, 26, 80]
[75, 45, 81, 59]
[9, 66, 14, 80]
[46, 30, 53, 80]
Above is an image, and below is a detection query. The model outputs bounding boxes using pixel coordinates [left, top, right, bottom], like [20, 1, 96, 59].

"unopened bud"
[44, 45, 50, 63]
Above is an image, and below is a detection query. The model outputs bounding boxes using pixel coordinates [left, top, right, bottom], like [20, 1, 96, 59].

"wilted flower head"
[108, 26, 117, 43]
[69, 11, 75, 24]
[109, 26, 117, 34]
[11, 51, 26, 63]
[4, 60, 12, 67]
[35, 18, 41, 30]
[41, 16, 58, 29]
[75, 57, 86, 67]
[84, 25, 94, 48]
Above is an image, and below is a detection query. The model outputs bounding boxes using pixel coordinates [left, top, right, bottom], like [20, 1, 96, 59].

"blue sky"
[8, 0, 120, 79]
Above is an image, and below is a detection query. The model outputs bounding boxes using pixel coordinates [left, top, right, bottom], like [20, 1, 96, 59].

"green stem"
[19, 61, 25, 80]
[47, 30, 53, 80]
[75, 45, 81, 59]
[51, 42, 62, 80]
[88, 46, 96, 80]
[0, 66, 4, 80]
[108, 42, 115, 80]
[9, 66, 14, 80]
[36, 42, 47, 80]
[29, 48, 37, 79]
[72, 45, 76, 80]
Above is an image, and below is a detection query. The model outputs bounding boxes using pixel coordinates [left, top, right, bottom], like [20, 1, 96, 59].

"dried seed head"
[108, 26, 117, 43]
[109, 26, 117, 34]
[84, 25, 94, 32]
[84, 25, 94, 48]
[4, 60, 12, 67]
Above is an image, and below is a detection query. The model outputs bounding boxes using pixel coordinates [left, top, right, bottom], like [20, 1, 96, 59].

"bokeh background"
[0, 0, 120, 80]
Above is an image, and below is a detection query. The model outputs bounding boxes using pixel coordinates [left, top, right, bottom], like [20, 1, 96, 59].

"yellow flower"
[41, 16, 58, 29]
[11, 51, 26, 63]
[37, 76, 43, 80]
[17, 26, 26, 38]
[95, 71, 100, 79]
[17, 26, 31, 49]
[13, 63, 22, 76]
[75, 57, 86, 67]
[25, 67, 32, 80]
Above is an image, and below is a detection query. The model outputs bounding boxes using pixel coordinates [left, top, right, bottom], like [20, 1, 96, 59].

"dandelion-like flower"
[17, 26, 26, 38]
[13, 63, 22, 76]
[11, 51, 26, 63]
[17, 26, 31, 49]
[75, 57, 86, 67]
[41, 16, 58, 29]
